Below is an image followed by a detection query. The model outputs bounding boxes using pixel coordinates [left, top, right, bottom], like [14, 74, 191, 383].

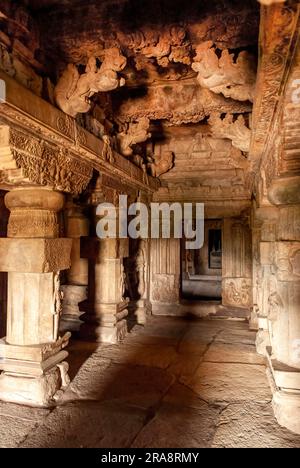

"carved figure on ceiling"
[54, 48, 127, 118]
[148, 151, 174, 177]
[117, 117, 151, 157]
[192, 41, 256, 102]
[208, 113, 251, 153]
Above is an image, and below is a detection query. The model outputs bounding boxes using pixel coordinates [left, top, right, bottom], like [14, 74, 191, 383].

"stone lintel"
[0, 70, 159, 194]
[0, 238, 72, 272]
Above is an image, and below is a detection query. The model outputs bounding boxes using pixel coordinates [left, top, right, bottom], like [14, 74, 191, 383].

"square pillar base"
[272, 391, 300, 435]
[129, 299, 152, 326]
[0, 334, 70, 407]
[266, 347, 300, 434]
[0, 365, 67, 407]
[81, 301, 129, 344]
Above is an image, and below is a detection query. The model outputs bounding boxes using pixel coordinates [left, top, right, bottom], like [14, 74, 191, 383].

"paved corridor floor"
[1, 316, 300, 448]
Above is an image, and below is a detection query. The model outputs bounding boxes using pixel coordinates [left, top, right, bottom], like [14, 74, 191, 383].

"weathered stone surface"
[0, 402, 49, 447]
[212, 402, 300, 448]
[1, 317, 299, 448]
[133, 402, 220, 448]
[20, 401, 147, 448]
[0, 238, 72, 273]
[215, 328, 257, 346]
[99, 343, 179, 370]
[204, 343, 266, 366]
[181, 362, 272, 403]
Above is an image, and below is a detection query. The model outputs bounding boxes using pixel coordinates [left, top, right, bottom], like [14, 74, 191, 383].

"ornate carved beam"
[0, 70, 159, 195]
[249, 2, 300, 188]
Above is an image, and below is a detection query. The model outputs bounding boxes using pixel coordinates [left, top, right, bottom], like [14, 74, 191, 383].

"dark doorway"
[181, 221, 222, 301]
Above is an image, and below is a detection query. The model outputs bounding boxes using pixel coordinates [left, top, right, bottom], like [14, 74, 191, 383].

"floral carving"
[3, 128, 93, 195]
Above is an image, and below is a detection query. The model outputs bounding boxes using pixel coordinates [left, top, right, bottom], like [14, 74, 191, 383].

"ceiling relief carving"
[54, 48, 127, 117]
[148, 151, 174, 178]
[192, 42, 256, 103]
[208, 113, 252, 153]
[117, 117, 151, 157]
[0, 0, 273, 205]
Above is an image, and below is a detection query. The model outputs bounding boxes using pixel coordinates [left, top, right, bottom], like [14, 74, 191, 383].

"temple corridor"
[1, 315, 300, 449]
[0, 0, 300, 448]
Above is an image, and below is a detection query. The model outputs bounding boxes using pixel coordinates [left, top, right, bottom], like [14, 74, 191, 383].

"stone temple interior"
[0, 0, 300, 449]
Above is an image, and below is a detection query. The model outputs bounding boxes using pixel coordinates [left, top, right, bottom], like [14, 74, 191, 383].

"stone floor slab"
[181, 362, 272, 403]
[212, 402, 300, 448]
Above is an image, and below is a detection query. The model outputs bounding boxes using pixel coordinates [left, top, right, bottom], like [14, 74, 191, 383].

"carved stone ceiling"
[10, 0, 260, 201]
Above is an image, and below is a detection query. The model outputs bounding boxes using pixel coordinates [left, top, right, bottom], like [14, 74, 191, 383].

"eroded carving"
[192, 41, 256, 102]
[54, 48, 127, 117]
[117, 118, 151, 157]
[148, 151, 174, 177]
[208, 113, 251, 153]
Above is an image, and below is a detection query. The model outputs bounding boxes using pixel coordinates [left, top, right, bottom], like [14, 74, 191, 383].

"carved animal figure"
[208, 113, 251, 153]
[54, 48, 126, 117]
[117, 118, 151, 157]
[192, 41, 256, 102]
[148, 151, 174, 177]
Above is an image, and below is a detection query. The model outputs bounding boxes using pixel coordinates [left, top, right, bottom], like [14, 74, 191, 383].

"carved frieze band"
[249, 3, 300, 187]
[0, 125, 93, 194]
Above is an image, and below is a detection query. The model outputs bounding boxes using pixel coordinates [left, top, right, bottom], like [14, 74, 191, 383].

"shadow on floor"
[6, 315, 300, 448]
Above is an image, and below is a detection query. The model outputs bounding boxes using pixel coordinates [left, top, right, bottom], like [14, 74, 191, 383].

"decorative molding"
[249, 2, 300, 189]
[0, 126, 92, 194]
[0, 69, 159, 194]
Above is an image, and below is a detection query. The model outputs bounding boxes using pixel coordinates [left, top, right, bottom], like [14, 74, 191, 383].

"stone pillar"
[60, 201, 89, 333]
[251, 206, 278, 353]
[253, 177, 300, 433]
[126, 238, 152, 325]
[0, 187, 72, 406]
[222, 216, 252, 310]
[264, 200, 300, 434]
[81, 235, 129, 344]
[150, 238, 181, 315]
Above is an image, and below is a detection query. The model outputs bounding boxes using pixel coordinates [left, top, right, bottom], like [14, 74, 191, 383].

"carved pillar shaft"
[126, 238, 152, 325]
[81, 236, 129, 344]
[150, 238, 181, 315]
[222, 217, 252, 309]
[0, 187, 72, 406]
[60, 201, 89, 333]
